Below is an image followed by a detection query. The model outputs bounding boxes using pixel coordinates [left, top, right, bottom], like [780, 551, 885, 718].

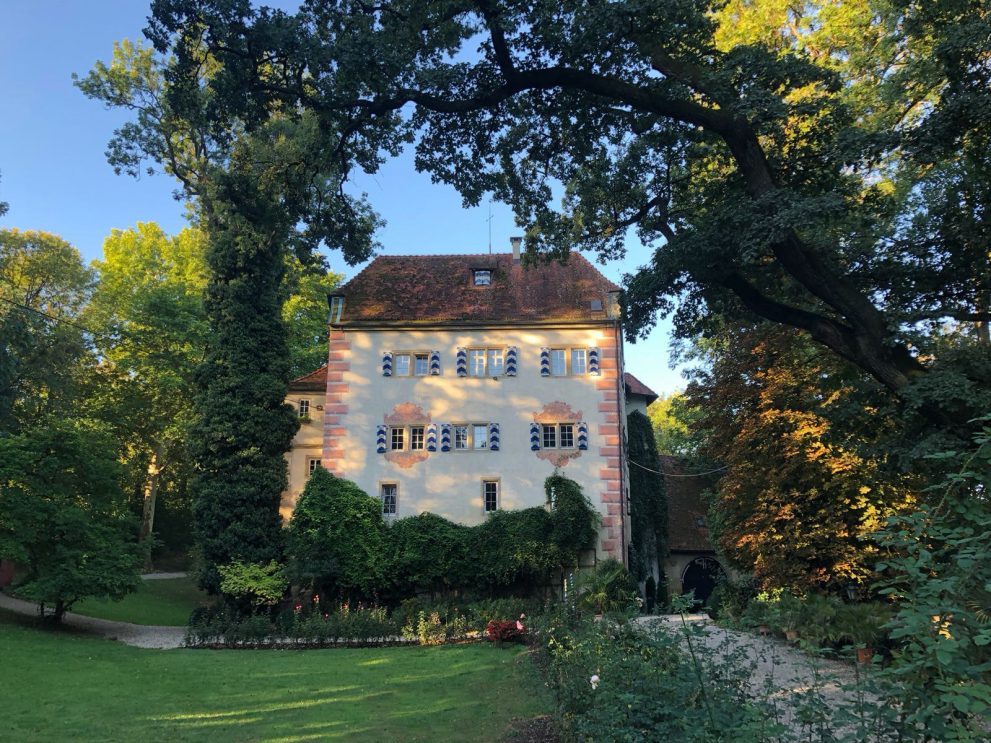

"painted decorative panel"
[382, 351, 393, 377]
[376, 425, 387, 454]
[489, 423, 501, 451]
[504, 346, 518, 376]
[539, 348, 550, 377]
[456, 348, 467, 377]
[588, 347, 601, 376]
[426, 424, 438, 452]
[529, 422, 541, 451]
[577, 421, 589, 450]
[429, 350, 441, 375]
[440, 424, 452, 452]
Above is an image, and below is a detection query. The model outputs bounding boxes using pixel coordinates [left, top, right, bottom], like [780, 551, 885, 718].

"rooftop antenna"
[486, 200, 493, 254]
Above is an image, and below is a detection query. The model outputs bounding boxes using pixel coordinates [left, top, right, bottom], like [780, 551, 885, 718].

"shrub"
[486, 617, 527, 644]
[575, 559, 638, 616]
[287, 468, 386, 601]
[217, 560, 288, 613]
[383, 513, 471, 598]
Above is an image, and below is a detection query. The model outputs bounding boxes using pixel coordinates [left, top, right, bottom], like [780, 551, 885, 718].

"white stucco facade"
[312, 322, 630, 562]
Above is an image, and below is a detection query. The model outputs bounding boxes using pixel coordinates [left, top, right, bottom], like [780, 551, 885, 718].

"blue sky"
[0, 1, 686, 397]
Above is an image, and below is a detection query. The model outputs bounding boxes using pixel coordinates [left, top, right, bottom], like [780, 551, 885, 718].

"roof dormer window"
[472, 269, 492, 286]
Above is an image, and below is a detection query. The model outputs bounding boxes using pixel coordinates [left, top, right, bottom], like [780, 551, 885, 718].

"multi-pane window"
[307, 457, 321, 475]
[390, 427, 405, 451]
[483, 480, 499, 513]
[542, 424, 557, 449]
[549, 348, 590, 376]
[410, 426, 425, 451]
[559, 423, 575, 448]
[468, 348, 504, 376]
[453, 423, 490, 450]
[381, 483, 397, 515]
[414, 353, 429, 376]
[392, 352, 430, 376]
[473, 269, 492, 286]
[542, 423, 576, 449]
[298, 399, 310, 418]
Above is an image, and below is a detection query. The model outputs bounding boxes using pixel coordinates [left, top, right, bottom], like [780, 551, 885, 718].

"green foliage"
[626, 411, 667, 581]
[541, 620, 768, 741]
[647, 393, 700, 458]
[0, 424, 144, 622]
[281, 260, 344, 378]
[575, 559, 639, 617]
[872, 418, 991, 740]
[287, 468, 386, 601]
[546, 473, 599, 564]
[218, 560, 288, 609]
[383, 512, 471, 598]
[472, 508, 558, 592]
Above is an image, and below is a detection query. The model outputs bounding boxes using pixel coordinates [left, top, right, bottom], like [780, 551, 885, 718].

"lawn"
[0, 611, 550, 742]
[71, 576, 209, 626]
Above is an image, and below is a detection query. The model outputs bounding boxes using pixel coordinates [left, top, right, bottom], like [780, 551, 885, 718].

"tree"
[88, 223, 209, 556]
[646, 393, 700, 458]
[77, 37, 381, 593]
[626, 411, 667, 583]
[92, 0, 987, 437]
[0, 424, 144, 622]
[686, 324, 919, 591]
[281, 260, 345, 378]
[0, 229, 94, 430]
[286, 468, 386, 601]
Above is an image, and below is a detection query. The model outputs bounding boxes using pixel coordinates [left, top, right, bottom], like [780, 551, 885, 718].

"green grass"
[0, 611, 550, 742]
[71, 576, 209, 626]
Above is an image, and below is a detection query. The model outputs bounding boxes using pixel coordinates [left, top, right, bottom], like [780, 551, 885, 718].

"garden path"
[0, 592, 185, 649]
[637, 614, 878, 732]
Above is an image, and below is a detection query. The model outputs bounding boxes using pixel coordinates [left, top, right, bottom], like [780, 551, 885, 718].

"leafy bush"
[486, 618, 527, 644]
[287, 468, 386, 601]
[575, 559, 638, 616]
[546, 474, 599, 564]
[705, 578, 758, 622]
[383, 512, 471, 598]
[471, 507, 558, 592]
[217, 560, 288, 611]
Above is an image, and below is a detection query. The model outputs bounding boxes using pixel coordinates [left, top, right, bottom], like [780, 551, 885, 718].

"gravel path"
[637, 614, 875, 732]
[0, 592, 186, 649]
[140, 571, 188, 580]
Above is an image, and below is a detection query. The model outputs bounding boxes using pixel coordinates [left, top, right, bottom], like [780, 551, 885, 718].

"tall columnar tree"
[77, 40, 381, 592]
[626, 411, 667, 583]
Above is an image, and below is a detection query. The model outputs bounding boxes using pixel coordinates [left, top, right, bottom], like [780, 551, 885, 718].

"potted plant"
[777, 593, 803, 643]
[834, 602, 889, 663]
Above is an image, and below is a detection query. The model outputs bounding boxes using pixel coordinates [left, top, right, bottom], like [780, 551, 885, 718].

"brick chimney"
[510, 236, 522, 263]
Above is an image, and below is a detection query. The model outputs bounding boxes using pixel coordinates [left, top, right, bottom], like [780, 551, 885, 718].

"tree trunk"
[140, 446, 164, 570]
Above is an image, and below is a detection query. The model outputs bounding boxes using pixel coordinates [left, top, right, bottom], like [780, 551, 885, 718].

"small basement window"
[472, 269, 492, 286]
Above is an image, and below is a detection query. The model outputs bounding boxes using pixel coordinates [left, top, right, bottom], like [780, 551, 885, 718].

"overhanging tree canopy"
[109, 0, 987, 425]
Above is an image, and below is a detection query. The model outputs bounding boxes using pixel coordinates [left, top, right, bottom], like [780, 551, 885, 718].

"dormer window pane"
[473, 270, 491, 286]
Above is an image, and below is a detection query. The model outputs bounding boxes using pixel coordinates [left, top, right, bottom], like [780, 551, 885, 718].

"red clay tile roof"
[288, 364, 327, 392]
[660, 455, 716, 553]
[624, 372, 659, 405]
[337, 253, 620, 324]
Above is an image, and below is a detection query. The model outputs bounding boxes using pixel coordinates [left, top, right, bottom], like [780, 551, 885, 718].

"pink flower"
[516, 620, 525, 631]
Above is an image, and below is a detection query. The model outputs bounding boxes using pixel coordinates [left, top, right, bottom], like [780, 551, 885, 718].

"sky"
[0, 1, 687, 397]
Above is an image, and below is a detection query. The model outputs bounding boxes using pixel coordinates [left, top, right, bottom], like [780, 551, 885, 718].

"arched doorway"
[681, 556, 724, 606]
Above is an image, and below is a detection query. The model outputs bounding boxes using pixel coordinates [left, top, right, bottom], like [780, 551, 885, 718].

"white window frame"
[452, 422, 490, 451]
[466, 347, 505, 377]
[391, 351, 431, 377]
[482, 479, 500, 513]
[298, 399, 310, 418]
[390, 427, 405, 451]
[410, 425, 425, 451]
[306, 457, 322, 476]
[548, 348, 590, 377]
[472, 269, 492, 286]
[381, 482, 398, 517]
[541, 423, 577, 449]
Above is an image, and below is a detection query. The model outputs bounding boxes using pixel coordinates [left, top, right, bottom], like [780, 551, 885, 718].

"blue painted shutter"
[382, 351, 393, 377]
[426, 424, 438, 452]
[429, 350, 441, 376]
[577, 421, 589, 450]
[588, 347, 601, 375]
[489, 423, 500, 451]
[456, 348, 467, 377]
[440, 424, 452, 452]
[376, 425, 387, 454]
[539, 348, 550, 377]
[529, 423, 541, 451]
[504, 346, 518, 376]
